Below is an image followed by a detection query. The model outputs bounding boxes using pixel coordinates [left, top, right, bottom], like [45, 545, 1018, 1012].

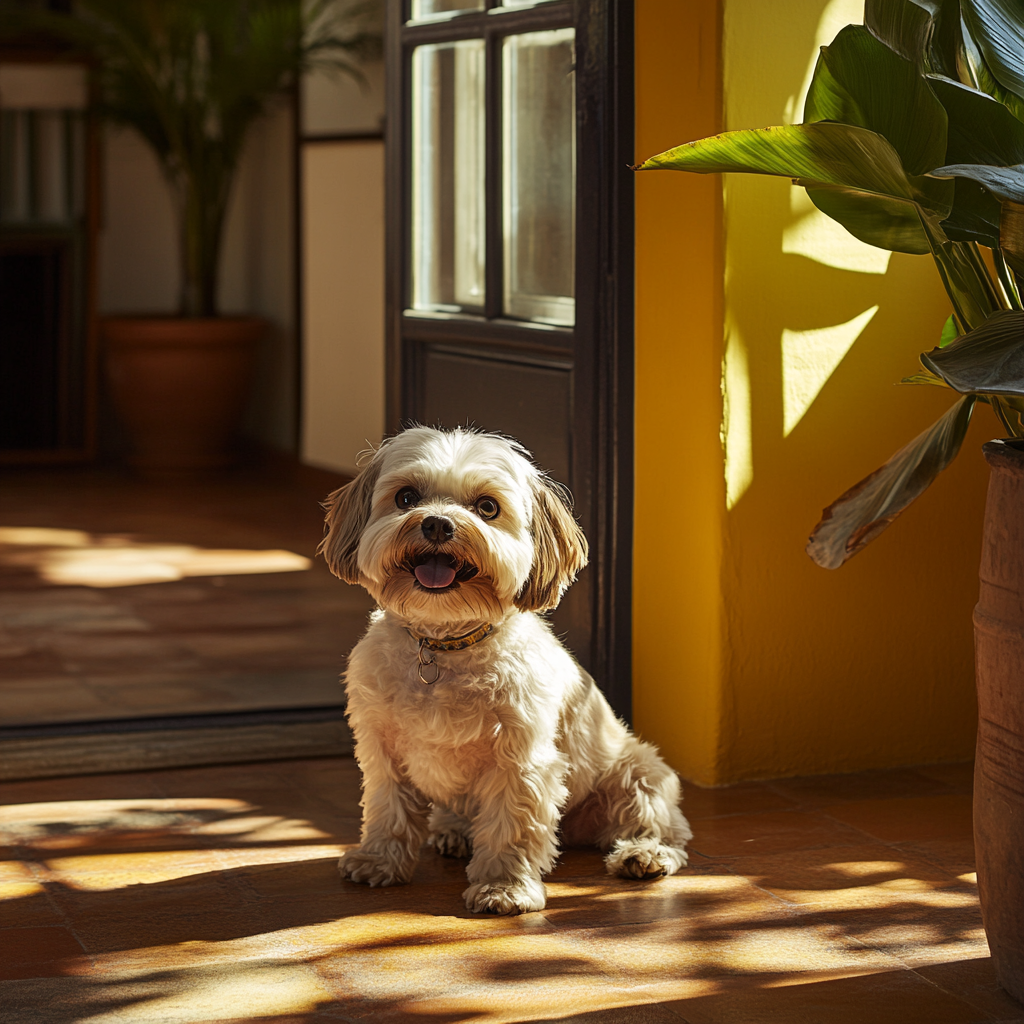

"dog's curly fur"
[320, 426, 692, 915]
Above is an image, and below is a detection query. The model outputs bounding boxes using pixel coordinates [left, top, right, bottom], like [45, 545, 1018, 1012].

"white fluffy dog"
[320, 426, 691, 915]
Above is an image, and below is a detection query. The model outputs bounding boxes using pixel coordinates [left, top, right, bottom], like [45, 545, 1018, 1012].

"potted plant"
[635, 0, 1024, 1000]
[20, 0, 378, 472]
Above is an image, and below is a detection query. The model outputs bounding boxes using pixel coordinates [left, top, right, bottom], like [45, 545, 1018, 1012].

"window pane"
[410, 0, 483, 20]
[411, 41, 486, 313]
[502, 29, 575, 326]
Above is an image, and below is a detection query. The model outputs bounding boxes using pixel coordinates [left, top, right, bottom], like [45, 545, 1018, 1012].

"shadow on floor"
[0, 755, 1019, 1023]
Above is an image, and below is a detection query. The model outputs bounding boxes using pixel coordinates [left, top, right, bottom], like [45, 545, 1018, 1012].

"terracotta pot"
[103, 316, 263, 473]
[975, 438, 1024, 1002]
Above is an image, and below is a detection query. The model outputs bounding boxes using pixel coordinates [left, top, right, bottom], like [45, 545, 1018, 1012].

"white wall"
[98, 104, 297, 452]
[300, 141, 385, 475]
[96, 49, 387, 464]
[298, 53, 387, 476]
[303, 60, 385, 137]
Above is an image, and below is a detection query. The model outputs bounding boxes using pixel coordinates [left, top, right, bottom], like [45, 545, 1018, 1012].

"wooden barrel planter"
[974, 438, 1024, 1002]
[103, 316, 263, 474]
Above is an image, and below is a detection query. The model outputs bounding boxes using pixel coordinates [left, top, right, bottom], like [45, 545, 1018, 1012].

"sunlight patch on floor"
[77, 961, 331, 1024]
[0, 526, 311, 587]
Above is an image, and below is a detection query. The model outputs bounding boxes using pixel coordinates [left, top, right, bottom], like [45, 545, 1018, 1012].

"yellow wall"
[633, 0, 991, 785]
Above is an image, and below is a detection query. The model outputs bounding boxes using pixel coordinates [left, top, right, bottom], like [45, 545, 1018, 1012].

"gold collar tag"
[406, 623, 495, 685]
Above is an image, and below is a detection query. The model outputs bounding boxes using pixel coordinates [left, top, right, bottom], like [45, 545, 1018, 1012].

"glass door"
[386, 0, 634, 717]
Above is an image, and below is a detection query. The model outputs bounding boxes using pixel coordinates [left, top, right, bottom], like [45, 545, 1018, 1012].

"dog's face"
[319, 427, 588, 625]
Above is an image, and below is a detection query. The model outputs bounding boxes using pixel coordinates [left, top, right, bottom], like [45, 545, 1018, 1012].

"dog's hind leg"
[428, 804, 473, 858]
[596, 738, 692, 880]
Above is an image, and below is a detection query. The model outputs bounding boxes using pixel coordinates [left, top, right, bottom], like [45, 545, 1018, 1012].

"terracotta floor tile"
[0, 772, 167, 807]
[898, 838, 977, 877]
[728, 843, 963, 908]
[681, 780, 799, 820]
[50, 634, 201, 673]
[0, 680, 111, 726]
[915, 956, 1024, 1021]
[41, 848, 232, 890]
[0, 888, 67, 927]
[309, 927, 626, 1011]
[664, 967, 988, 1024]
[687, 809, 868, 859]
[1, 959, 337, 1023]
[539, 871, 789, 933]
[766, 767, 957, 809]
[60, 885, 274, 955]
[914, 761, 976, 792]
[0, 748, 999, 1021]
[329, 987, 699, 1024]
[813, 901, 989, 968]
[0, 925, 87, 980]
[547, 846, 608, 879]
[824, 794, 975, 844]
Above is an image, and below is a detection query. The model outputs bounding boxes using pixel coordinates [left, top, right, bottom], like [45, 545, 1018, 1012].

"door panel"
[417, 346, 572, 484]
[386, 0, 633, 718]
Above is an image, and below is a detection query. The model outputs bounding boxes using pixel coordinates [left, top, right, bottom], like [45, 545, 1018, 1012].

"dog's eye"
[395, 487, 421, 510]
[475, 497, 500, 520]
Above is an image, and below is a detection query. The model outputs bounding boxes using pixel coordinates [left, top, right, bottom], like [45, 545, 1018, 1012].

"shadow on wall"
[711, 0, 989, 779]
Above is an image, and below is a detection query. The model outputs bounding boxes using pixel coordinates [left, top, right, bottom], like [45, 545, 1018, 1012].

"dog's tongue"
[414, 555, 457, 589]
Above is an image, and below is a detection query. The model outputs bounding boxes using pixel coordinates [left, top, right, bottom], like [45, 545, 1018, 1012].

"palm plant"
[637, 0, 1024, 569]
[20, 0, 380, 316]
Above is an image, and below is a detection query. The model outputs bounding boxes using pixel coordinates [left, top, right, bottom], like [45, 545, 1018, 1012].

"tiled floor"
[1, 755, 1019, 1023]
[0, 465, 372, 728]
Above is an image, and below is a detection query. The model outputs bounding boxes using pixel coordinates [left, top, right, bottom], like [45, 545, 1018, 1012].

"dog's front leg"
[462, 754, 568, 915]
[339, 737, 429, 887]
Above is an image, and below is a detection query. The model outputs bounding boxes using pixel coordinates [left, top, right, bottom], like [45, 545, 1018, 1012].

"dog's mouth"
[407, 552, 479, 592]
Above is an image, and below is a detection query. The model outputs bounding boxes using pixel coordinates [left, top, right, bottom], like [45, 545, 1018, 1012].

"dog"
[320, 426, 692, 915]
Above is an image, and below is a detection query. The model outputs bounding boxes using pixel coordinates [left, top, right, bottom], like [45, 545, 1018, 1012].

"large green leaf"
[806, 395, 977, 569]
[922, 309, 1024, 392]
[941, 176, 1003, 246]
[864, 0, 942, 64]
[961, 0, 1024, 101]
[931, 163, 1024, 203]
[865, 0, 963, 74]
[806, 184, 933, 253]
[927, 76, 1024, 165]
[805, 25, 948, 175]
[638, 121, 953, 214]
[927, 230, 1005, 329]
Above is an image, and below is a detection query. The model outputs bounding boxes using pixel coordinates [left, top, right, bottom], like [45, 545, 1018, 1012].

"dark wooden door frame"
[384, 0, 635, 721]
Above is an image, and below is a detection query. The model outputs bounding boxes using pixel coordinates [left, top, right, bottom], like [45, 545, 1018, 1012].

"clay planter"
[974, 438, 1024, 1002]
[103, 316, 263, 474]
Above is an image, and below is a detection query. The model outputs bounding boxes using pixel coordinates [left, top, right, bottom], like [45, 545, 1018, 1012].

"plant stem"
[994, 250, 1023, 310]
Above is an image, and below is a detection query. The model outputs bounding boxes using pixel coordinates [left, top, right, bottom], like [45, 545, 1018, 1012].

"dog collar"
[406, 623, 495, 685]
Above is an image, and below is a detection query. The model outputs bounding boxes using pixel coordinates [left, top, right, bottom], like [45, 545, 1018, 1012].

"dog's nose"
[421, 515, 455, 543]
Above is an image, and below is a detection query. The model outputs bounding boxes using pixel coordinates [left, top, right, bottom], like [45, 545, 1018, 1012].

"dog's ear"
[318, 456, 383, 584]
[515, 478, 589, 612]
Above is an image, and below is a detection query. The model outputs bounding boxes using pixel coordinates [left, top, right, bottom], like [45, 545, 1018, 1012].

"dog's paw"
[338, 847, 411, 888]
[463, 879, 546, 915]
[605, 837, 688, 880]
[429, 828, 473, 859]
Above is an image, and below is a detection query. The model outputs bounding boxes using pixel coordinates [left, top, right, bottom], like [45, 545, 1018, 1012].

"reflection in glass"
[410, 0, 483, 21]
[503, 29, 575, 326]
[411, 41, 486, 313]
